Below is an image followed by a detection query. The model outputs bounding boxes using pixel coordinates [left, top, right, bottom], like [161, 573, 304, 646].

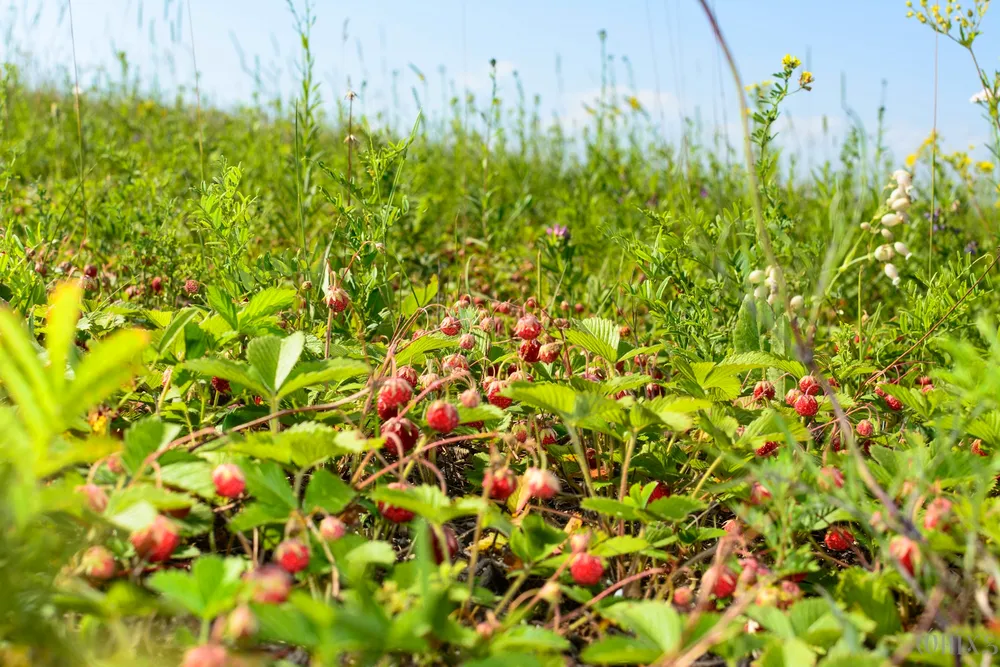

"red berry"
[245, 565, 291, 604]
[459, 333, 476, 350]
[885, 395, 903, 411]
[460, 388, 481, 408]
[440, 316, 462, 336]
[824, 526, 855, 551]
[382, 417, 420, 455]
[426, 400, 460, 433]
[76, 483, 108, 513]
[396, 365, 419, 387]
[431, 525, 460, 564]
[574, 303, 584, 314]
[649, 481, 671, 501]
[83, 264, 98, 278]
[753, 380, 775, 401]
[518, 338, 541, 362]
[81, 546, 116, 580]
[673, 586, 694, 606]
[151, 276, 163, 294]
[319, 516, 346, 541]
[818, 466, 844, 490]
[749, 482, 771, 505]
[484, 467, 516, 501]
[378, 481, 416, 523]
[923, 497, 952, 531]
[570, 553, 604, 586]
[755, 441, 779, 457]
[377, 377, 413, 420]
[856, 419, 874, 437]
[184, 279, 200, 295]
[889, 536, 919, 576]
[212, 463, 246, 498]
[210, 376, 231, 394]
[916, 375, 932, 386]
[511, 421, 529, 443]
[275, 539, 310, 573]
[794, 394, 818, 417]
[972, 439, 987, 456]
[223, 604, 257, 641]
[645, 382, 665, 399]
[784, 388, 802, 406]
[524, 467, 560, 500]
[514, 314, 542, 340]
[709, 565, 737, 598]
[798, 375, 821, 396]
[540, 427, 558, 446]
[442, 353, 470, 372]
[181, 644, 228, 667]
[130, 515, 180, 562]
[486, 380, 512, 409]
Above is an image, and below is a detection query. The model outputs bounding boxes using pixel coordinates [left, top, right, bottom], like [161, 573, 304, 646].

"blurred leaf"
[303, 468, 355, 514]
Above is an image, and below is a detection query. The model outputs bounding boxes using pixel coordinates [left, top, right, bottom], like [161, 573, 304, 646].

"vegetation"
[2, 0, 1000, 665]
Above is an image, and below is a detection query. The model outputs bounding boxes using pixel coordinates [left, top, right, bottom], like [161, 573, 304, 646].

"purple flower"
[546, 224, 570, 241]
[699, 186, 709, 199]
[965, 241, 978, 255]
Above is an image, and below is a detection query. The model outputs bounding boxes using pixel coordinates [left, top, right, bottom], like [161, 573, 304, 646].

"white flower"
[891, 196, 911, 212]
[894, 242, 913, 259]
[766, 293, 777, 306]
[971, 89, 992, 103]
[753, 285, 768, 299]
[893, 169, 912, 188]
[764, 275, 776, 288]
[889, 187, 905, 200]
[881, 228, 894, 240]
[748, 269, 765, 284]
[789, 294, 805, 311]
[860, 222, 872, 231]
[881, 213, 901, 227]
[884, 263, 899, 285]
[874, 244, 895, 262]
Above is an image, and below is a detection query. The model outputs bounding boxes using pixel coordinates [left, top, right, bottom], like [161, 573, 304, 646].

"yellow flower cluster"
[782, 54, 801, 71]
[905, 0, 988, 38]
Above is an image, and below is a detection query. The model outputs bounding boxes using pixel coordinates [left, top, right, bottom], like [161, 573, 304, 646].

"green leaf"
[836, 567, 901, 638]
[284, 422, 342, 468]
[581, 497, 641, 521]
[158, 461, 216, 498]
[184, 357, 265, 396]
[148, 555, 246, 619]
[591, 536, 649, 557]
[206, 285, 239, 330]
[509, 513, 566, 563]
[61, 329, 149, 426]
[369, 484, 486, 524]
[564, 317, 621, 362]
[647, 496, 705, 521]
[394, 333, 458, 366]
[244, 461, 297, 511]
[602, 601, 682, 652]
[401, 275, 438, 319]
[733, 295, 761, 353]
[239, 287, 296, 328]
[490, 625, 571, 654]
[155, 308, 200, 356]
[303, 468, 355, 514]
[277, 357, 368, 398]
[344, 540, 397, 581]
[580, 636, 662, 665]
[106, 500, 159, 532]
[122, 417, 182, 475]
[44, 282, 83, 392]
[230, 501, 292, 531]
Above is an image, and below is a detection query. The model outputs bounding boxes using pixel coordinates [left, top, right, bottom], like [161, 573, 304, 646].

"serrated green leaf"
[303, 468, 355, 514]
[277, 357, 368, 398]
[564, 317, 620, 362]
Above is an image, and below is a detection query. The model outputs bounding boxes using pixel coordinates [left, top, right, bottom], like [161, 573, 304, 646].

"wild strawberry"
[84, 264, 98, 278]
[210, 376, 231, 394]
[181, 644, 228, 667]
[916, 375, 932, 386]
[794, 394, 818, 417]
[319, 516, 346, 541]
[509, 370, 533, 382]
[484, 467, 516, 501]
[460, 388, 481, 408]
[184, 279, 200, 295]
[574, 303, 584, 314]
[540, 427, 558, 446]
[396, 365, 419, 387]
[920, 383, 934, 393]
[649, 481, 671, 501]
[479, 315, 494, 332]
[749, 482, 771, 505]
[673, 586, 694, 606]
[76, 483, 108, 513]
[798, 375, 821, 396]
[377, 377, 413, 420]
[245, 565, 292, 604]
[570, 553, 604, 586]
[923, 497, 952, 531]
[459, 333, 475, 350]
[856, 419, 874, 437]
[382, 417, 420, 455]
[525, 296, 538, 310]
[419, 372, 441, 392]
[889, 536, 919, 576]
[972, 439, 987, 456]
[518, 338, 541, 362]
[514, 314, 542, 340]
[275, 539, 310, 574]
[778, 580, 803, 608]
[151, 276, 163, 294]
[106, 454, 124, 474]
[645, 383, 664, 399]
[487, 380, 512, 409]
[324, 286, 349, 312]
[378, 481, 416, 523]
[818, 466, 844, 490]
[223, 604, 257, 641]
[619, 325, 631, 337]
[824, 526, 855, 551]
[784, 388, 802, 406]
[443, 353, 469, 372]
[440, 316, 462, 336]
[495, 301, 511, 315]
[586, 447, 598, 468]
[81, 546, 116, 580]
[523, 467, 560, 500]
[753, 380, 776, 401]
[885, 395, 903, 411]
[755, 441, 779, 457]
[130, 515, 180, 562]
[426, 400, 459, 433]
[212, 463, 246, 498]
[431, 525, 460, 564]
[708, 565, 737, 598]
[511, 422, 529, 443]
[756, 585, 780, 607]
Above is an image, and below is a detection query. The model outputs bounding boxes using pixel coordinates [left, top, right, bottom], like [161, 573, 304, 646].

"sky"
[2, 0, 998, 161]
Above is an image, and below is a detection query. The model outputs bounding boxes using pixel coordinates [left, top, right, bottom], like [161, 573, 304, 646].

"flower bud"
[881, 228, 894, 240]
[881, 213, 901, 227]
[789, 295, 804, 311]
[891, 196, 910, 212]
[893, 242, 912, 259]
[753, 285, 767, 300]
[874, 244, 894, 262]
[884, 263, 900, 285]
[860, 221, 871, 231]
[748, 269, 765, 284]
[893, 169, 912, 187]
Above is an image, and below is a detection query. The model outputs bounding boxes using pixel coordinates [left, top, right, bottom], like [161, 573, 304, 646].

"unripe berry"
[130, 515, 180, 562]
[673, 586, 694, 606]
[76, 483, 108, 513]
[460, 388, 481, 408]
[81, 545, 116, 580]
[824, 526, 854, 551]
[483, 467, 516, 501]
[856, 419, 874, 437]
[319, 516, 346, 541]
[459, 333, 476, 350]
[222, 604, 257, 641]
[245, 565, 291, 604]
[514, 314, 542, 340]
[523, 467, 560, 500]
[181, 644, 227, 667]
[784, 388, 802, 406]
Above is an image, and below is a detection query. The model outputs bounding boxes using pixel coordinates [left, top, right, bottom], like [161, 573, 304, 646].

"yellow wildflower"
[977, 160, 995, 173]
[782, 54, 801, 71]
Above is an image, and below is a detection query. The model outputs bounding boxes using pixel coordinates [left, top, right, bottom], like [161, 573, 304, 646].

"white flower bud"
[881, 228, 894, 240]
[789, 295, 804, 311]
[881, 213, 901, 227]
[893, 169, 912, 187]
[753, 285, 767, 299]
[884, 263, 899, 282]
[891, 196, 910, 212]
[748, 269, 765, 284]
[766, 294, 777, 305]
[874, 244, 894, 262]
[764, 275, 776, 288]
[860, 222, 872, 231]
[893, 242, 912, 259]
[889, 187, 905, 201]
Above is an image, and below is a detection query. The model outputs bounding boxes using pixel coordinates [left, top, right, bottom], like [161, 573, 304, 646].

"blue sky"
[3, 0, 999, 160]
